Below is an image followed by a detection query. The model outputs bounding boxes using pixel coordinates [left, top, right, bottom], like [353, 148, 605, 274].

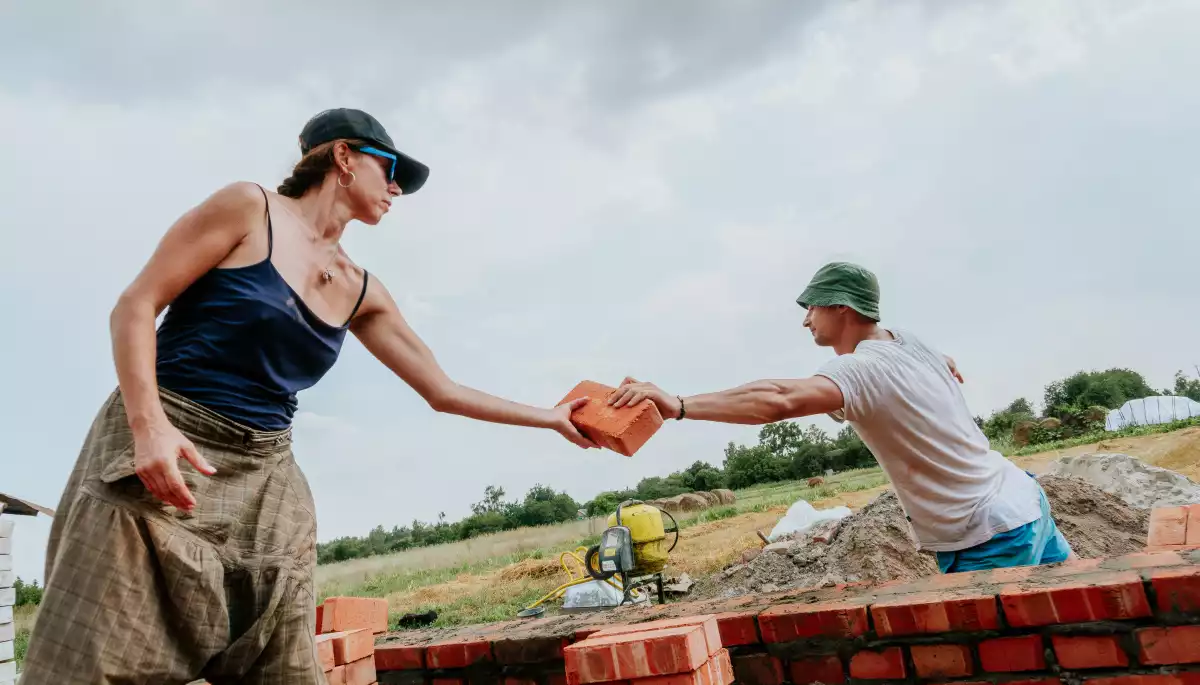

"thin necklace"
[320, 246, 340, 284]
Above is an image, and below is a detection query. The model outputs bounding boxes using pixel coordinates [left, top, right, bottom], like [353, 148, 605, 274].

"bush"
[13, 577, 42, 606]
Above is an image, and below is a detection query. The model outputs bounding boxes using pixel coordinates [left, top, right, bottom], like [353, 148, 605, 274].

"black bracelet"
[676, 396, 686, 420]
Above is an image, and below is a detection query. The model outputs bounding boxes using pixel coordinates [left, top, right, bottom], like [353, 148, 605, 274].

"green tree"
[13, 577, 42, 606]
[982, 397, 1037, 442]
[1043, 368, 1157, 418]
[1172, 370, 1200, 402]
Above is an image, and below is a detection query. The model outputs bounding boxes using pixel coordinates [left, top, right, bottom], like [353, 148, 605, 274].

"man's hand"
[945, 355, 964, 384]
[549, 397, 598, 449]
[608, 377, 683, 419]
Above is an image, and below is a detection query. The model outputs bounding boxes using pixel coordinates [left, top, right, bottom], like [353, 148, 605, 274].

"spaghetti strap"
[253, 183, 274, 260]
[342, 270, 370, 327]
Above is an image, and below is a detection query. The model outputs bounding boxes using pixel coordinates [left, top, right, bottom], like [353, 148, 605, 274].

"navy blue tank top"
[155, 185, 368, 430]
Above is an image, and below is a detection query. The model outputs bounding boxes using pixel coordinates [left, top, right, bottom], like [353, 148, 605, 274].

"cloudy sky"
[3, 0, 1199, 583]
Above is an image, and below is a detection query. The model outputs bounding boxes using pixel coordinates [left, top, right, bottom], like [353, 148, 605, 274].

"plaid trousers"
[19, 387, 325, 684]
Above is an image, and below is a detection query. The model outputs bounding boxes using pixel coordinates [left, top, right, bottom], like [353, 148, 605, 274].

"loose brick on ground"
[321, 596, 390, 634]
[849, 647, 906, 680]
[591, 615, 722, 656]
[328, 629, 375, 666]
[327, 663, 347, 685]
[639, 648, 735, 685]
[565, 624, 710, 683]
[911, 644, 974, 679]
[788, 655, 845, 685]
[979, 635, 1046, 672]
[1051, 634, 1129, 669]
[1150, 507, 1188, 547]
[344, 653, 378, 685]
[558, 380, 664, 457]
[315, 633, 336, 671]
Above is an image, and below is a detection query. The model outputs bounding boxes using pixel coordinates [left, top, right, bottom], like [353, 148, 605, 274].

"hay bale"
[1012, 420, 1036, 447]
[714, 489, 736, 505]
[677, 494, 707, 512]
[1040, 417, 1062, 430]
[807, 477, 825, 487]
[695, 491, 721, 506]
[657, 496, 684, 514]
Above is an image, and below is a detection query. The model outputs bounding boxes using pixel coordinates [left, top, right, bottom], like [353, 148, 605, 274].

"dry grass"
[316, 517, 606, 592]
[13, 603, 37, 670]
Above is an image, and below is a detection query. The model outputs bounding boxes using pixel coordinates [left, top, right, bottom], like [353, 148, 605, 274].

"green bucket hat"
[796, 262, 881, 321]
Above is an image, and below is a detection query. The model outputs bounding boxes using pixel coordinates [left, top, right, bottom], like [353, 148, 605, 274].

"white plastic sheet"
[1105, 395, 1200, 431]
[562, 579, 624, 609]
[767, 499, 851, 542]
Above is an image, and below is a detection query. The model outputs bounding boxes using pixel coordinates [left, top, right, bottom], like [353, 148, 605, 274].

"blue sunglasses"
[357, 145, 399, 183]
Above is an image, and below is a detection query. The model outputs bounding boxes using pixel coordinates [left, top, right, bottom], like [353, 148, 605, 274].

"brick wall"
[368, 548, 1200, 685]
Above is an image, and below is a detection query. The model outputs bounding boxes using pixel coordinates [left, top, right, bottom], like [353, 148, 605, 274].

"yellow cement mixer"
[516, 500, 679, 617]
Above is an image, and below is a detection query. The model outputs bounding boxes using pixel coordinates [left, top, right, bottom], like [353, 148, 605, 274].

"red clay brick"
[493, 636, 570, 664]
[316, 603, 325, 634]
[559, 380, 664, 457]
[374, 643, 426, 671]
[1187, 505, 1200, 546]
[979, 635, 1045, 672]
[1137, 625, 1200, 665]
[564, 625, 710, 683]
[327, 663, 347, 685]
[731, 653, 784, 685]
[758, 601, 869, 642]
[871, 591, 1000, 636]
[321, 596, 389, 634]
[1051, 634, 1129, 669]
[592, 615, 722, 656]
[788, 655, 844, 685]
[315, 633, 336, 671]
[849, 647, 905, 680]
[640, 649, 735, 685]
[714, 611, 758, 647]
[1148, 566, 1200, 613]
[427, 639, 493, 669]
[344, 654, 377, 685]
[1000, 571, 1151, 627]
[911, 644, 973, 679]
[330, 629, 374, 666]
[1150, 507, 1188, 547]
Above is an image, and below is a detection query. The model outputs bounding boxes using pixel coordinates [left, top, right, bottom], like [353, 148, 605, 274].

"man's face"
[803, 305, 843, 346]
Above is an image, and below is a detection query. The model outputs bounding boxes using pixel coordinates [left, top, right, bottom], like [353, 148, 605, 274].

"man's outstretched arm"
[608, 376, 844, 425]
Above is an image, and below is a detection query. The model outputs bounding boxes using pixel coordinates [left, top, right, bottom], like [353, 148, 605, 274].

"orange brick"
[714, 611, 758, 647]
[758, 601, 869, 642]
[1000, 571, 1151, 627]
[979, 635, 1045, 672]
[565, 625, 709, 683]
[911, 644, 973, 679]
[1187, 505, 1200, 546]
[849, 647, 905, 680]
[788, 655, 844, 685]
[1148, 566, 1200, 613]
[321, 597, 389, 634]
[871, 591, 1000, 636]
[327, 664, 347, 685]
[731, 653, 784, 685]
[427, 639, 493, 669]
[344, 654, 377, 685]
[1137, 625, 1200, 665]
[592, 615, 722, 656]
[1051, 634, 1128, 669]
[374, 642, 426, 671]
[1150, 507, 1188, 547]
[559, 381, 664, 457]
[329, 629, 374, 666]
[315, 633, 336, 671]
[316, 603, 325, 634]
[639, 649, 735, 685]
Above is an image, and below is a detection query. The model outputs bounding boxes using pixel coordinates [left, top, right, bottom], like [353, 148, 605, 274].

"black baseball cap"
[299, 108, 430, 195]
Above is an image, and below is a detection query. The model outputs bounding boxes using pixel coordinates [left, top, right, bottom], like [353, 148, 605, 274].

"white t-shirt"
[815, 329, 1042, 552]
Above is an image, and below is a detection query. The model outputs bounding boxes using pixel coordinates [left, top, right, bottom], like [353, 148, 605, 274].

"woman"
[20, 108, 596, 685]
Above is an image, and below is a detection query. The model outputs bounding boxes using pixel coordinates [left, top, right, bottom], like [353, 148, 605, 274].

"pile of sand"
[695, 474, 1150, 600]
[1045, 453, 1200, 510]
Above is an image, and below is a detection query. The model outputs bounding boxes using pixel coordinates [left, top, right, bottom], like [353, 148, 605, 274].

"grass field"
[13, 603, 36, 672]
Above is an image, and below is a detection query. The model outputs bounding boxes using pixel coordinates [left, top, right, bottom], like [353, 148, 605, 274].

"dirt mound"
[1039, 475, 1148, 558]
[1045, 453, 1200, 509]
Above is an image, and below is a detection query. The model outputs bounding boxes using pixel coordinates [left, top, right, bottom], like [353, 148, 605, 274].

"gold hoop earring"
[338, 171, 356, 188]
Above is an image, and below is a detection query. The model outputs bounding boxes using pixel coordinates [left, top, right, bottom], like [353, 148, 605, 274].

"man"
[609, 262, 1073, 572]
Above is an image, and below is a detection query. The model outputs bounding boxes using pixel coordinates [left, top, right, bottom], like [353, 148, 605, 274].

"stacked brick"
[371, 549, 1200, 685]
[317, 596, 390, 685]
[1, 514, 15, 685]
[1147, 506, 1200, 552]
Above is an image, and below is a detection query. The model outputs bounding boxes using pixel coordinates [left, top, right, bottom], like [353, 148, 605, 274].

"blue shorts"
[935, 474, 1073, 573]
